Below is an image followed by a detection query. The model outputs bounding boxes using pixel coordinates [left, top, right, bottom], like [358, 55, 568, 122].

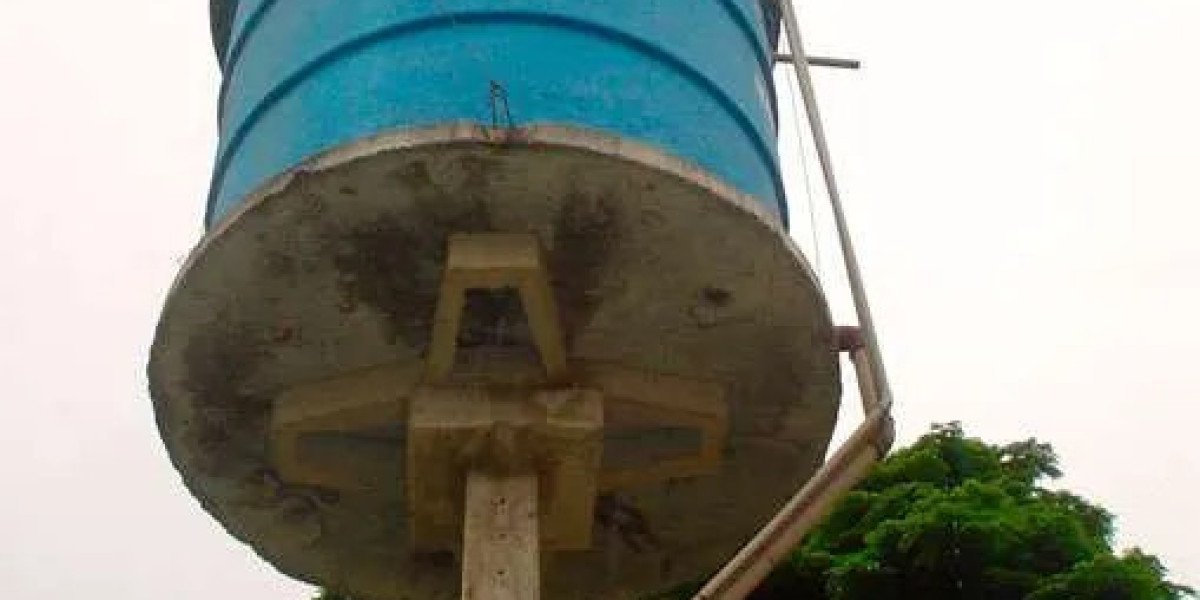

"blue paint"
[207, 0, 786, 227]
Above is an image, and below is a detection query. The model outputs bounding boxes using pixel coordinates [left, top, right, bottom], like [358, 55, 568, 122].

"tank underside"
[149, 123, 840, 599]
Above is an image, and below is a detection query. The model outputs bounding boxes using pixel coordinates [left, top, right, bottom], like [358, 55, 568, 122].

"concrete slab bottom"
[149, 123, 841, 599]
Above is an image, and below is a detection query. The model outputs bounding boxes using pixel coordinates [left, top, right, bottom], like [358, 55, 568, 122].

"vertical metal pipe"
[777, 0, 894, 410]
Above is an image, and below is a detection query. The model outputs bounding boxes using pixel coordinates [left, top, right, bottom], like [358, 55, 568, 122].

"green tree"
[746, 423, 1193, 600]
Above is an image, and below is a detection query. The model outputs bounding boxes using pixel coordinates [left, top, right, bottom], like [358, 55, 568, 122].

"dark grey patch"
[169, 301, 340, 557]
[457, 288, 534, 349]
[701, 286, 733, 308]
[639, 208, 667, 229]
[595, 494, 660, 554]
[279, 493, 319, 522]
[602, 427, 703, 473]
[327, 215, 442, 347]
[389, 156, 493, 230]
[411, 549, 457, 569]
[549, 189, 622, 347]
[315, 487, 341, 505]
[288, 172, 331, 227]
[326, 153, 503, 348]
[181, 308, 273, 477]
[727, 321, 838, 440]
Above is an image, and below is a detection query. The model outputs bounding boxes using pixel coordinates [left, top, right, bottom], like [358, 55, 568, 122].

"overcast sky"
[0, 0, 1196, 598]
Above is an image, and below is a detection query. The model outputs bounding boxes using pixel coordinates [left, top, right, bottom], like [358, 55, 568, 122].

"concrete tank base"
[149, 124, 840, 599]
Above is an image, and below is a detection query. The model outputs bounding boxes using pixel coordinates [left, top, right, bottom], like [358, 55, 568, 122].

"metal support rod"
[773, 54, 862, 70]
[778, 0, 894, 412]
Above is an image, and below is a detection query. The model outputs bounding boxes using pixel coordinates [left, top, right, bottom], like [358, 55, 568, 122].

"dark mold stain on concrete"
[549, 188, 622, 347]
[327, 152, 500, 349]
[457, 288, 534, 349]
[328, 214, 442, 348]
[701, 286, 733, 308]
[594, 494, 661, 554]
[181, 308, 273, 477]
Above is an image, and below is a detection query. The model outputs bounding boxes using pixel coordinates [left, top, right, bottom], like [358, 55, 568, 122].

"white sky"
[0, 0, 1195, 597]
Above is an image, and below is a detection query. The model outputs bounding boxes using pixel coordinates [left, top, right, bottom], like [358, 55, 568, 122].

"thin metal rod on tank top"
[773, 53, 862, 69]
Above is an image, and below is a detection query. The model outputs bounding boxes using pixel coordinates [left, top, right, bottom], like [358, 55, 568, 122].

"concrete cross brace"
[406, 385, 604, 551]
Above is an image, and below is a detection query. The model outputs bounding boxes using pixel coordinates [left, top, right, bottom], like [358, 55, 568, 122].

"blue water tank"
[206, 0, 786, 226]
[154, 4, 842, 598]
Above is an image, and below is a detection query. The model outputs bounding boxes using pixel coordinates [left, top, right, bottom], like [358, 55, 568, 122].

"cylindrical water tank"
[206, 0, 786, 225]
[151, 2, 839, 599]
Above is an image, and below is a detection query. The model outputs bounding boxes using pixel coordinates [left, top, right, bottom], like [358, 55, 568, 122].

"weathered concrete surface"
[149, 123, 840, 599]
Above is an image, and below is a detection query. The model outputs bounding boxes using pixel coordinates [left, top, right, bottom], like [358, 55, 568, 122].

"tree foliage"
[744, 423, 1193, 600]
